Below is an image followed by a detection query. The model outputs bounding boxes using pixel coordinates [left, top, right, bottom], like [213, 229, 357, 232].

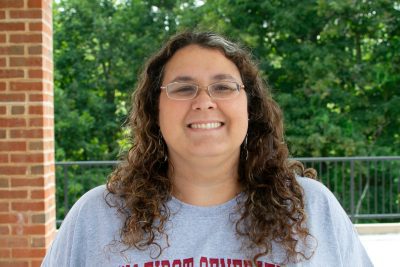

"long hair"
[107, 31, 316, 264]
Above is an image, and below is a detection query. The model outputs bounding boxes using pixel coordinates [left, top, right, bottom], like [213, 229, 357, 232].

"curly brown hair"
[107, 31, 316, 264]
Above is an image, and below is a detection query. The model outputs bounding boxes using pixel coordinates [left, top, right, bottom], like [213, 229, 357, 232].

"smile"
[188, 122, 223, 129]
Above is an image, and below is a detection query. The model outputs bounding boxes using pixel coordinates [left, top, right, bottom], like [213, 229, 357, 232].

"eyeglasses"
[160, 81, 244, 100]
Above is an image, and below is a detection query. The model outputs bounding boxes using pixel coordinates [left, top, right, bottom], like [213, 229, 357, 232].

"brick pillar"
[0, 0, 55, 266]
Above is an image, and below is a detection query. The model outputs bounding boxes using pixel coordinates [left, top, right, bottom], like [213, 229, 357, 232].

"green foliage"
[54, 0, 399, 161]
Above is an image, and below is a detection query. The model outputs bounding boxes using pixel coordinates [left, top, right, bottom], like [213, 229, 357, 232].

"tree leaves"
[54, 0, 399, 160]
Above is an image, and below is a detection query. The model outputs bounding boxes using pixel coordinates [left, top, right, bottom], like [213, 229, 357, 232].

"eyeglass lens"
[166, 81, 240, 100]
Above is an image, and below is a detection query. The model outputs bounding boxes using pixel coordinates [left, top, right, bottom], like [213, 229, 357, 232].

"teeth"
[190, 122, 222, 129]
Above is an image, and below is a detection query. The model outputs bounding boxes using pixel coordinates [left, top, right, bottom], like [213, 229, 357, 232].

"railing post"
[63, 165, 69, 216]
[350, 160, 355, 222]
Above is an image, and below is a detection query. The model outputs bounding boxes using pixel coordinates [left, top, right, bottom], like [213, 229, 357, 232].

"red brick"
[0, 261, 29, 267]
[28, 93, 53, 102]
[0, 46, 25, 55]
[10, 177, 43, 187]
[12, 225, 45, 235]
[0, 23, 25, 31]
[0, 82, 5, 91]
[29, 105, 53, 115]
[0, 57, 5, 67]
[0, 0, 24, 8]
[9, 34, 42, 43]
[0, 45, 25, 55]
[0, 166, 27, 175]
[0, 225, 10, 234]
[0, 129, 5, 138]
[10, 81, 42, 91]
[0, 178, 8, 187]
[29, 22, 43, 32]
[0, 237, 28, 248]
[0, 153, 8, 162]
[0, 69, 24, 78]
[0, 118, 26, 127]
[0, 11, 5, 20]
[28, 69, 41, 78]
[0, 93, 25, 102]
[29, 140, 53, 150]
[0, 248, 10, 258]
[30, 165, 43, 174]
[12, 248, 45, 258]
[28, 141, 43, 150]
[28, 0, 44, 8]
[31, 186, 53, 199]
[0, 203, 9, 212]
[31, 261, 43, 267]
[10, 57, 42, 67]
[29, 118, 47, 128]
[0, 34, 6, 43]
[10, 10, 42, 19]
[11, 106, 24, 115]
[0, 214, 19, 224]
[11, 201, 45, 211]
[0, 106, 5, 114]
[0, 141, 26, 151]
[10, 129, 44, 138]
[31, 238, 45, 248]
[28, 45, 42, 55]
[11, 154, 45, 163]
[0, 190, 28, 199]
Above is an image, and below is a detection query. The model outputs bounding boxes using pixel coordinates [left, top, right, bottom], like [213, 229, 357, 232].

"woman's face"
[159, 45, 248, 162]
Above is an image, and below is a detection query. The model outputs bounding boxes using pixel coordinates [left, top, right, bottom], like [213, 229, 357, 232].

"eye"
[212, 82, 237, 93]
[170, 84, 196, 96]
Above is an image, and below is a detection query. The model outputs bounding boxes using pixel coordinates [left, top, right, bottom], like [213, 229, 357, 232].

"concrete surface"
[359, 233, 400, 267]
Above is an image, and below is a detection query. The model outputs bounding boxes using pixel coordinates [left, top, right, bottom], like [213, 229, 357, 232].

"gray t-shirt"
[41, 177, 373, 266]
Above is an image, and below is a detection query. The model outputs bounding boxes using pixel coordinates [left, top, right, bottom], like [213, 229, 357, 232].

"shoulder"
[296, 176, 330, 195]
[62, 184, 123, 228]
[296, 176, 338, 207]
[295, 176, 353, 243]
[295, 176, 373, 265]
[72, 184, 108, 207]
[42, 185, 123, 266]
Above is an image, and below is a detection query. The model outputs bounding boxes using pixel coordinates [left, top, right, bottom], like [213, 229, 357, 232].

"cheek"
[158, 96, 187, 136]
[228, 95, 248, 133]
[237, 94, 249, 122]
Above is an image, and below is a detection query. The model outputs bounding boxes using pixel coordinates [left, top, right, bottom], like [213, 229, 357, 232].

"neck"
[168, 152, 241, 206]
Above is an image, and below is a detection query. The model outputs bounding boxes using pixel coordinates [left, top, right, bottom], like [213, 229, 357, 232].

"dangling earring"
[158, 130, 168, 162]
[242, 134, 248, 160]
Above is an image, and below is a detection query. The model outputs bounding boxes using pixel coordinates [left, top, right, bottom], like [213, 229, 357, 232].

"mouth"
[187, 122, 224, 129]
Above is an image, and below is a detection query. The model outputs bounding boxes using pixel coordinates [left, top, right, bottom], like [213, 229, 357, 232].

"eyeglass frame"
[160, 81, 245, 100]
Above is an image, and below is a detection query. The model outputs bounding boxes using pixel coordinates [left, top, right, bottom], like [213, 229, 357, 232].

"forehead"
[162, 45, 241, 83]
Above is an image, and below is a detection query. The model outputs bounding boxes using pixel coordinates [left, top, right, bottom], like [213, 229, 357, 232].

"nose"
[191, 88, 217, 110]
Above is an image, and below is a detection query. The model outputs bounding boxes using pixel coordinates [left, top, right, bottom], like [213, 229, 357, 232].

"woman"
[42, 31, 372, 266]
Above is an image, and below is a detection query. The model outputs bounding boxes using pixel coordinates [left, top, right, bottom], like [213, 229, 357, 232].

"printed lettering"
[200, 256, 208, 267]
[209, 258, 219, 267]
[172, 259, 181, 267]
[120, 257, 279, 267]
[232, 259, 242, 267]
[183, 258, 194, 267]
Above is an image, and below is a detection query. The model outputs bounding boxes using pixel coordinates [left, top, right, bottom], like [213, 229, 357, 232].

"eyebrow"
[170, 76, 195, 83]
[170, 74, 238, 83]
